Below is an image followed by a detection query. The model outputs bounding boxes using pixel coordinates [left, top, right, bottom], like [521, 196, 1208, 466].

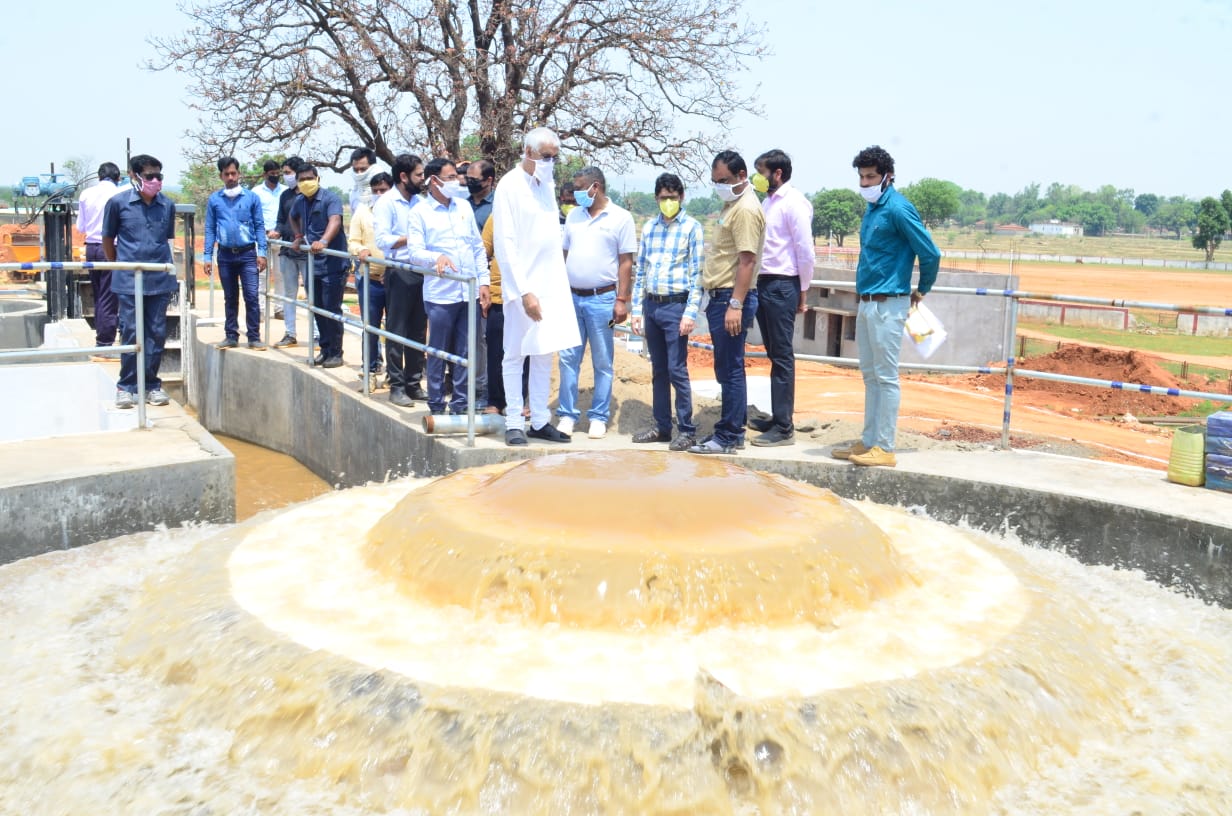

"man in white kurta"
[492, 128, 581, 446]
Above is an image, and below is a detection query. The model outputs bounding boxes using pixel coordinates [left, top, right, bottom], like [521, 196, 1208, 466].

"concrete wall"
[1178, 312, 1232, 337]
[1018, 300, 1129, 330]
[0, 298, 48, 350]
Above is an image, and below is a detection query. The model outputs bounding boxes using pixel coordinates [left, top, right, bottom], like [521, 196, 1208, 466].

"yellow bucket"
[1166, 425, 1206, 487]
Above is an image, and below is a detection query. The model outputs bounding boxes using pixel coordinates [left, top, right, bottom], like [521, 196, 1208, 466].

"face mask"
[298, 179, 320, 197]
[713, 180, 745, 203]
[223, 185, 242, 198]
[439, 179, 469, 199]
[533, 156, 555, 185]
[560, 203, 576, 217]
[751, 173, 770, 194]
[859, 174, 890, 204]
[659, 199, 681, 219]
[283, 173, 297, 187]
[353, 167, 372, 186]
[465, 178, 485, 197]
[573, 185, 596, 208]
[360, 194, 375, 208]
[136, 176, 163, 197]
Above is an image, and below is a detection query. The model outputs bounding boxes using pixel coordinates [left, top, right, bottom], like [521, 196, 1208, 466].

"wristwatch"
[728, 298, 742, 310]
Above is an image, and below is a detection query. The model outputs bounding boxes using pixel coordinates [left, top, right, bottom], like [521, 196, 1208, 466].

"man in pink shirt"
[749, 149, 814, 447]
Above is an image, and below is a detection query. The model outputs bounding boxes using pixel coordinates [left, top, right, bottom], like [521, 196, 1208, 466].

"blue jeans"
[557, 289, 616, 423]
[279, 254, 308, 338]
[116, 291, 172, 393]
[755, 275, 798, 433]
[705, 288, 758, 446]
[425, 300, 469, 414]
[643, 298, 695, 435]
[312, 270, 345, 358]
[856, 295, 910, 451]
[356, 274, 386, 372]
[86, 243, 117, 346]
[217, 248, 261, 342]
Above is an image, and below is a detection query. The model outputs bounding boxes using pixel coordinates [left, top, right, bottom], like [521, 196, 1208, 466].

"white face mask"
[533, 155, 556, 185]
[713, 180, 746, 203]
[283, 173, 297, 188]
[353, 167, 372, 186]
[359, 193, 375, 208]
[223, 185, 242, 198]
[439, 180, 469, 200]
[859, 174, 891, 204]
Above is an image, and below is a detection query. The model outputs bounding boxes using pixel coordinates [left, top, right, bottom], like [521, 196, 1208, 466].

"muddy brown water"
[210, 432, 333, 520]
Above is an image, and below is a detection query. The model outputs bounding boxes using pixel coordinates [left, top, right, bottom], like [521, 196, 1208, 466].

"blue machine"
[12, 173, 72, 199]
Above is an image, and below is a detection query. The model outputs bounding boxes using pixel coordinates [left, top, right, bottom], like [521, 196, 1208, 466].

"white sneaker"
[557, 417, 575, 436]
[588, 421, 607, 439]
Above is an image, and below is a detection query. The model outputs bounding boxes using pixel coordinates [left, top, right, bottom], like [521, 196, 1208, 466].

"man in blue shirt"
[290, 162, 348, 368]
[203, 156, 268, 350]
[834, 145, 940, 468]
[102, 154, 178, 409]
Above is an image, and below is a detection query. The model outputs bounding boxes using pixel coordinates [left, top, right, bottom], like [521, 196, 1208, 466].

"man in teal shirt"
[834, 145, 940, 468]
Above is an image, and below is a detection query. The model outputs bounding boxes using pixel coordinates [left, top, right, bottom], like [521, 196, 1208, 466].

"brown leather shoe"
[831, 441, 869, 461]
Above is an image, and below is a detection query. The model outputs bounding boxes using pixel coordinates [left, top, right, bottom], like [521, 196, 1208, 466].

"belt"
[645, 291, 690, 304]
[707, 287, 733, 298]
[859, 292, 910, 302]
[220, 243, 256, 253]
[571, 283, 617, 297]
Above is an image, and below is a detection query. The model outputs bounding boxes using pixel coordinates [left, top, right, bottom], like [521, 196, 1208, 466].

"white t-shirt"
[562, 201, 637, 289]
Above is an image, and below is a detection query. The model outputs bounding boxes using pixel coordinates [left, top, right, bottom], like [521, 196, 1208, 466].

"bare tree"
[61, 155, 95, 194]
[150, 0, 766, 176]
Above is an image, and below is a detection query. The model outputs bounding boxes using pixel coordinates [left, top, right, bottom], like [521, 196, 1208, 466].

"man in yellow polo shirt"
[690, 150, 765, 455]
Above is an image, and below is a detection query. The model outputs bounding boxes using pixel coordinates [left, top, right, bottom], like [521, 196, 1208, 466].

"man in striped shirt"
[630, 173, 705, 451]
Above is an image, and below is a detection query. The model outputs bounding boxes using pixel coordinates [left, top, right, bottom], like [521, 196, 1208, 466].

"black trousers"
[754, 275, 799, 433]
[384, 266, 427, 392]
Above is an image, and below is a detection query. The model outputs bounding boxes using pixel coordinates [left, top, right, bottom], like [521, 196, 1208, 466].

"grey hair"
[523, 127, 561, 155]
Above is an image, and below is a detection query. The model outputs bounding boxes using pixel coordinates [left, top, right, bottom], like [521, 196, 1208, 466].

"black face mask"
[465, 178, 486, 197]
[266, 174, 280, 185]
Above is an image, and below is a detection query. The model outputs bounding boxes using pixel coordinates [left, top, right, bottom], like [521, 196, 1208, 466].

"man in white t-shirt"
[557, 166, 636, 439]
[75, 162, 127, 347]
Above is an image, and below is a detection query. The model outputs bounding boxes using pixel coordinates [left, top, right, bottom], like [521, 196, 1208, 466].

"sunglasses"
[138, 172, 164, 181]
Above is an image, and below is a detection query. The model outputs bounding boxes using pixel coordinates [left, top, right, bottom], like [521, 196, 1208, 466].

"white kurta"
[492, 167, 580, 356]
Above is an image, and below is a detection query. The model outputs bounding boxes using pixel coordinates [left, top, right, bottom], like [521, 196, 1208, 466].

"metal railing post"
[306, 248, 316, 365]
[264, 251, 274, 346]
[360, 259, 370, 398]
[467, 276, 477, 446]
[1000, 296, 1018, 450]
[180, 275, 192, 408]
[135, 270, 147, 430]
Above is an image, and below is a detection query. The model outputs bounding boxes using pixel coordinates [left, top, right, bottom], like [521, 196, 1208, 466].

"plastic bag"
[904, 302, 947, 359]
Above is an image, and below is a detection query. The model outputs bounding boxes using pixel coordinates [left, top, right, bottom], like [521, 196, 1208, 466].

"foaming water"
[0, 465, 1229, 814]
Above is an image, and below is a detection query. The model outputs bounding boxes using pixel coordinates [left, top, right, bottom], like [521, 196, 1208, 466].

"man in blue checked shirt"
[630, 173, 705, 452]
[203, 156, 269, 351]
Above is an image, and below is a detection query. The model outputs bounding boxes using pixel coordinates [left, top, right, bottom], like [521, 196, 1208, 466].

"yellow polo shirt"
[701, 187, 765, 290]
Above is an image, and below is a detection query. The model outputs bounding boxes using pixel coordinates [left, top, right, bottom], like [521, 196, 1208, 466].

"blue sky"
[2, 0, 1228, 200]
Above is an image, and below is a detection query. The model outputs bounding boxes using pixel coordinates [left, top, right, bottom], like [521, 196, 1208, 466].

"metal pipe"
[306, 249, 315, 365]
[0, 344, 137, 362]
[360, 260, 370, 399]
[135, 270, 147, 430]
[423, 412, 505, 435]
[1000, 296, 1019, 450]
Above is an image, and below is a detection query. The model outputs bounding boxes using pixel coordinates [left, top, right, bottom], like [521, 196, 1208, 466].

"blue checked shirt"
[632, 211, 704, 322]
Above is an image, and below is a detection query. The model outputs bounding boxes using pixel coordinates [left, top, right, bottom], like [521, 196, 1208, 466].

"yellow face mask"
[750, 172, 770, 194]
[298, 179, 320, 197]
[658, 198, 681, 219]
[560, 203, 576, 216]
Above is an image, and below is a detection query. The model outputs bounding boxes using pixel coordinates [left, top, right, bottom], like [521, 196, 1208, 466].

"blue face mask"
[573, 185, 596, 208]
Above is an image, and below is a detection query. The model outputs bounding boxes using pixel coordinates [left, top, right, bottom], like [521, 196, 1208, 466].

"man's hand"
[357, 249, 372, 261]
[724, 304, 743, 336]
[798, 291, 808, 314]
[266, 229, 280, 239]
[679, 316, 695, 337]
[630, 316, 642, 336]
[522, 292, 542, 322]
[910, 289, 924, 308]
[202, 262, 213, 278]
[611, 298, 629, 325]
[256, 257, 267, 273]
[310, 240, 326, 253]
[479, 285, 491, 311]
[434, 254, 457, 276]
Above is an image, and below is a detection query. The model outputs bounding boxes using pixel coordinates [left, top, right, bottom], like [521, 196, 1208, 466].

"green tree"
[956, 188, 987, 227]
[1010, 183, 1041, 225]
[61, 155, 95, 197]
[1192, 197, 1229, 261]
[1061, 200, 1116, 236]
[986, 192, 1011, 221]
[899, 178, 961, 228]
[623, 191, 659, 217]
[810, 188, 864, 246]
[685, 194, 720, 218]
[173, 161, 219, 218]
[1134, 192, 1160, 217]
[1220, 189, 1232, 232]
[1150, 200, 1194, 240]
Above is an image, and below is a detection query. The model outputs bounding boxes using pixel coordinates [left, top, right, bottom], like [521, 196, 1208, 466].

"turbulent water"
[0, 472, 1229, 815]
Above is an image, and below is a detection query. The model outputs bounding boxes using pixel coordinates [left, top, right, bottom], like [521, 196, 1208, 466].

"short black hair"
[282, 156, 303, 173]
[654, 173, 685, 197]
[852, 145, 894, 178]
[573, 166, 606, 190]
[559, 180, 575, 201]
[755, 149, 792, 182]
[470, 159, 495, 181]
[712, 150, 746, 177]
[97, 162, 121, 183]
[369, 171, 393, 189]
[216, 156, 239, 174]
[424, 157, 455, 179]
[297, 163, 319, 178]
[129, 154, 162, 175]
[391, 153, 423, 186]
[262, 159, 281, 172]
[350, 147, 376, 165]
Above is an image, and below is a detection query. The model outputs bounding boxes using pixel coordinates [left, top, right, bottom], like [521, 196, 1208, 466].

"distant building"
[1029, 220, 1084, 237]
[992, 223, 1029, 237]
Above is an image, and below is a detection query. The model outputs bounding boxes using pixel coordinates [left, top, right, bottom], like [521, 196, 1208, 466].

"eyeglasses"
[139, 172, 164, 181]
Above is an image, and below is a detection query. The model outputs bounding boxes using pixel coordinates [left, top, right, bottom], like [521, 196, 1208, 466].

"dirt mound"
[974, 345, 1200, 416]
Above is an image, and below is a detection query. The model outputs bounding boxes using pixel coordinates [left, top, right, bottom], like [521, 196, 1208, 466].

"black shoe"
[527, 423, 571, 443]
[751, 427, 795, 447]
[273, 334, 297, 348]
[311, 352, 327, 365]
[632, 427, 671, 444]
[505, 428, 528, 446]
[321, 355, 344, 368]
[216, 337, 238, 350]
[390, 389, 413, 407]
[747, 416, 774, 433]
[669, 433, 696, 452]
[247, 340, 268, 351]
[408, 383, 429, 401]
[373, 360, 385, 374]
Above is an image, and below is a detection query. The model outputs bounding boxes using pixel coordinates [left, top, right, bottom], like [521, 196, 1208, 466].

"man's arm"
[613, 252, 634, 324]
[202, 194, 216, 276]
[101, 197, 118, 262]
[790, 194, 816, 312]
[102, 236, 116, 262]
[682, 219, 704, 331]
[251, 194, 268, 271]
[895, 203, 941, 298]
